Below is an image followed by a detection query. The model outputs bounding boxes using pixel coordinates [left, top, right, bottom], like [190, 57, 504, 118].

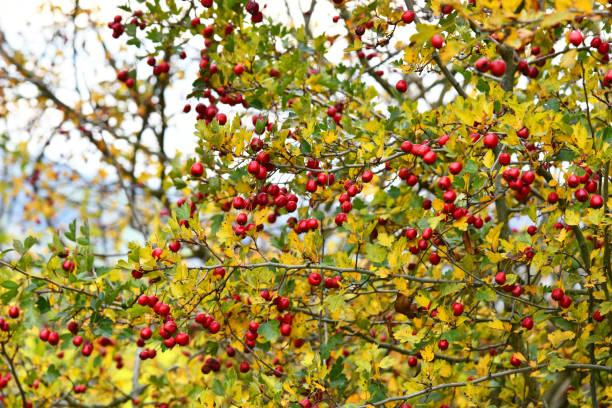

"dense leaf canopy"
[0, 0, 611, 407]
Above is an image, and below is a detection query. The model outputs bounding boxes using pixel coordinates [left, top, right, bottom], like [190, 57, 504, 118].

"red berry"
[521, 317, 534, 330]
[396, 80, 408, 93]
[560, 295, 572, 308]
[449, 162, 462, 174]
[438, 339, 449, 350]
[494, 272, 506, 285]
[590, 194, 603, 209]
[431, 34, 444, 49]
[568, 30, 583, 46]
[483, 133, 498, 148]
[452, 302, 464, 316]
[489, 60, 506, 77]
[401, 10, 415, 23]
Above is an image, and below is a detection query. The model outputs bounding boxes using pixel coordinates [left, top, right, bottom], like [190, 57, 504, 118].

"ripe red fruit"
[247, 160, 260, 175]
[396, 80, 408, 93]
[547, 192, 559, 204]
[499, 153, 510, 165]
[527, 226, 537, 235]
[494, 272, 506, 285]
[590, 194, 603, 209]
[567, 174, 580, 187]
[280, 323, 291, 336]
[438, 134, 450, 145]
[449, 162, 462, 175]
[521, 317, 534, 330]
[362, 170, 373, 182]
[168, 241, 181, 252]
[551, 288, 564, 300]
[82, 343, 93, 356]
[73, 336, 84, 346]
[442, 190, 456, 203]
[429, 252, 441, 265]
[209, 320, 221, 333]
[307, 272, 322, 286]
[233, 64, 245, 76]
[489, 60, 506, 77]
[239, 361, 250, 373]
[597, 41, 610, 54]
[452, 302, 464, 316]
[401, 10, 415, 23]
[405, 228, 417, 240]
[175, 332, 189, 346]
[8, 306, 19, 318]
[438, 176, 451, 190]
[474, 57, 490, 72]
[137, 295, 149, 306]
[152, 248, 163, 259]
[510, 354, 521, 367]
[423, 151, 437, 165]
[568, 30, 583, 46]
[438, 339, 449, 350]
[408, 356, 418, 366]
[140, 327, 152, 340]
[299, 399, 312, 408]
[517, 127, 529, 139]
[521, 171, 535, 185]
[574, 188, 588, 202]
[483, 133, 498, 148]
[593, 310, 604, 322]
[48, 331, 60, 345]
[39, 328, 50, 341]
[560, 295, 572, 308]
[431, 34, 444, 49]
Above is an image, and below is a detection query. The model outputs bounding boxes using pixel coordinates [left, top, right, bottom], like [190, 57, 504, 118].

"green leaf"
[36, 296, 51, 314]
[1, 280, 19, 289]
[548, 355, 569, 372]
[259, 320, 280, 342]
[44, 364, 61, 383]
[300, 139, 311, 155]
[1, 289, 18, 303]
[365, 243, 386, 263]
[213, 378, 225, 396]
[476, 286, 498, 302]
[321, 332, 343, 359]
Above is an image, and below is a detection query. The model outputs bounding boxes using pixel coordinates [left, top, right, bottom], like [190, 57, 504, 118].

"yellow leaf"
[323, 130, 338, 144]
[486, 223, 504, 251]
[379, 355, 397, 369]
[415, 293, 430, 308]
[564, 208, 580, 226]
[421, 345, 435, 362]
[483, 149, 495, 169]
[489, 319, 506, 330]
[547, 330, 575, 347]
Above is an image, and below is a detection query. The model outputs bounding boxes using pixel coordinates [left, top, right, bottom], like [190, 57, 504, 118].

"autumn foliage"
[0, 0, 611, 407]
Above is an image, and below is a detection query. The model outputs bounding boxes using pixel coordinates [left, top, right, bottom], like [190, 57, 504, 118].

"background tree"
[0, 0, 611, 407]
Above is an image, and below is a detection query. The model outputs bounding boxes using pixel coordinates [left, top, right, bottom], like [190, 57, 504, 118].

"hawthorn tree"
[0, 0, 611, 407]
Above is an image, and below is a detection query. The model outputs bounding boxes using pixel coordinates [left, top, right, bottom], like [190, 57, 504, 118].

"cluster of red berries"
[326, 102, 345, 125]
[73, 384, 87, 394]
[307, 272, 341, 288]
[0, 373, 11, 389]
[474, 57, 507, 77]
[137, 295, 171, 316]
[502, 167, 536, 202]
[400, 140, 437, 165]
[245, 1, 263, 23]
[564, 170, 603, 209]
[551, 288, 573, 309]
[107, 15, 125, 38]
[116, 70, 134, 88]
[195, 313, 222, 334]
